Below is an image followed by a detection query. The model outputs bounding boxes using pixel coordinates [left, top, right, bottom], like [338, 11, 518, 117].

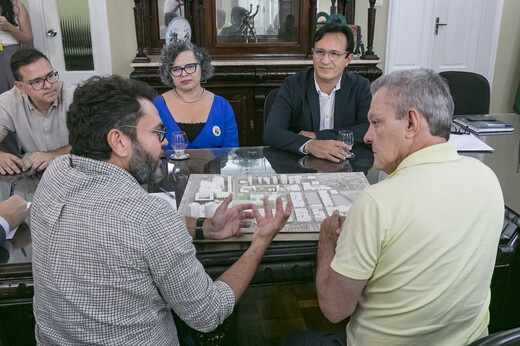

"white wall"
[105, 0, 137, 78]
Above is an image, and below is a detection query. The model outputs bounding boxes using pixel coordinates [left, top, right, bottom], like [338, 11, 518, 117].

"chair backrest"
[466, 327, 520, 346]
[439, 71, 490, 115]
[514, 80, 520, 114]
[264, 88, 280, 125]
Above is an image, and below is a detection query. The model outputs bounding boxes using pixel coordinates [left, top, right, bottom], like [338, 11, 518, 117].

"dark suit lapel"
[306, 71, 321, 132]
[334, 69, 349, 128]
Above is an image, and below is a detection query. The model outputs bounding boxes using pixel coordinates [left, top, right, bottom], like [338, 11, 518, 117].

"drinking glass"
[337, 130, 355, 159]
[170, 131, 189, 160]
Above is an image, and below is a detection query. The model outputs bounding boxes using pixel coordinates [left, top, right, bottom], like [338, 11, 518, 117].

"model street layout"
[178, 172, 369, 233]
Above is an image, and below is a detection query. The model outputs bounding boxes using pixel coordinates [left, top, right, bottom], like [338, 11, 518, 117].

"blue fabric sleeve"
[221, 99, 239, 147]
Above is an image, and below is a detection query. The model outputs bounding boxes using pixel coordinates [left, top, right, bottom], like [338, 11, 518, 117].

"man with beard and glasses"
[30, 75, 292, 345]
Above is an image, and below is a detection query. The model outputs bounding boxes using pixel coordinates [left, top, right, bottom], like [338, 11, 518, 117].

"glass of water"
[170, 131, 189, 160]
[337, 130, 355, 159]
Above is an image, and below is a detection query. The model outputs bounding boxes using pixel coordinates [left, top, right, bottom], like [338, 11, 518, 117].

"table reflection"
[150, 145, 374, 206]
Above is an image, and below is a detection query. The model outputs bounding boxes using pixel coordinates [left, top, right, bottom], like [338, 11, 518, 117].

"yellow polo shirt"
[331, 143, 504, 345]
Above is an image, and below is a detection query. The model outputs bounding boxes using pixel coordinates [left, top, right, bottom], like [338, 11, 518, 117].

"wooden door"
[385, 0, 503, 85]
[28, 0, 112, 85]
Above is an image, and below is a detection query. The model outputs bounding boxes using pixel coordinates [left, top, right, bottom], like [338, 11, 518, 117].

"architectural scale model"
[178, 173, 370, 233]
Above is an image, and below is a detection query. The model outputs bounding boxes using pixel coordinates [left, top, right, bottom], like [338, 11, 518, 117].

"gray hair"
[158, 41, 214, 87]
[371, 68, 454, 140]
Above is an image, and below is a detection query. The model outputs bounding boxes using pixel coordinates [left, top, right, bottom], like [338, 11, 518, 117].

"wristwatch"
[195, 217, 205, 240]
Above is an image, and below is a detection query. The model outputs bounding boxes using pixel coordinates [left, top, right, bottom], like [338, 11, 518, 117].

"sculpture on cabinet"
[238, 4, 259, 43]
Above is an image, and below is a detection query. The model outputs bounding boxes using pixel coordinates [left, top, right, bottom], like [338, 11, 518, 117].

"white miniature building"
[188, 202, 204, 218]
[295, 208, 311, 222]
[195, 192, 214, 202]
[318, 190, 333, 207]
[204, 202, 218, 218]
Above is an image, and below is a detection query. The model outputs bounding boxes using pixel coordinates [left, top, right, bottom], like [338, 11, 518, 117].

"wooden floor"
[230, 282, 348, 346]
[0, 282, 347, 346]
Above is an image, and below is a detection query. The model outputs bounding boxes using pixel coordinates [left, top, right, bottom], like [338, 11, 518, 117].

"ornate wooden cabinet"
[130, 0, 382, 146]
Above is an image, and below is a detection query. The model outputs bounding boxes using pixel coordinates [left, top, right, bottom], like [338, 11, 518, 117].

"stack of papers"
[448, 133, 493, 152]
[453, 115, 514, 134]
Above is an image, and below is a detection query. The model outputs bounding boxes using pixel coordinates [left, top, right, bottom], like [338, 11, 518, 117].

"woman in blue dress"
[154, 41, 239, 149]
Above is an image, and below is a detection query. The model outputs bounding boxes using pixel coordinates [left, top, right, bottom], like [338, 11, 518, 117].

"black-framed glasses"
[451, 124, 470, 135]
[23, 70, 59, 91]
[118, 124, 168, 142]
[170, 63, 199, 77]
[312, 48, 348, 61]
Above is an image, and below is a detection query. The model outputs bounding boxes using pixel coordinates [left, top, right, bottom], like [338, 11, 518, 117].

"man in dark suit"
[263, 22, 371, 162]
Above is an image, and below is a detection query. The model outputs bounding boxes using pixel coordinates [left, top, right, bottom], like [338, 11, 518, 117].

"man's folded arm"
[314, 121, 369, 144]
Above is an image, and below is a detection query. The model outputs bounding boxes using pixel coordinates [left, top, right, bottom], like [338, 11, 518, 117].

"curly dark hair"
[0, 0, 16, 26]
[67, 75, 157, 160]
[314, 22, 354, 55]
[158, 41, 214, 87]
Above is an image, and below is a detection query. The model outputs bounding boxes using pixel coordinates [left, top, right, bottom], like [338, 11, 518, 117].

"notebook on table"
[453, 115, 514, 134]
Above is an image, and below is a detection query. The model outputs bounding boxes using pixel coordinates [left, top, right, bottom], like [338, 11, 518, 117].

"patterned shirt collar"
[67, 154, 139, 185]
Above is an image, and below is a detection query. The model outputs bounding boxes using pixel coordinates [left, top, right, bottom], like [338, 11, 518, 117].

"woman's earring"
[201, 76, 207, 84]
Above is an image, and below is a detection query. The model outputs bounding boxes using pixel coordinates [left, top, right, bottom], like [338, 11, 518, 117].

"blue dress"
[153, 94, 239, 150]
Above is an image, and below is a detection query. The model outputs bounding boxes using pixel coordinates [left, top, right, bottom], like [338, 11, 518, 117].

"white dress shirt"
[299, 75, 343, 154]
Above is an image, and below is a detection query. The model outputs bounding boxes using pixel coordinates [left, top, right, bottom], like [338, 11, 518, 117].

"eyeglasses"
[312, 48, 348, 61]
[170, 63, 199, 77]
[119, 124, 168, 142]
[450, 124, 470, 135]
[23, 70, 59, 91]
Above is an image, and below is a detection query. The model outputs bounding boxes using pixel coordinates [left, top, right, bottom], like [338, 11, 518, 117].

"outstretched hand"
[207, 194, 256, 240]
[251, 197, 292, 244]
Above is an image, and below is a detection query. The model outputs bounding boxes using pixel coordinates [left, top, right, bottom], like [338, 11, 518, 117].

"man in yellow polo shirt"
[282, 68, 504, 345]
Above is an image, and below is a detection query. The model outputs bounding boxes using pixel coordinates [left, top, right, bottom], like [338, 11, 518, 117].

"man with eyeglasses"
[263, 22, 371, 162]
[0, 48, 74, 175]
[31, 75, 292, 345]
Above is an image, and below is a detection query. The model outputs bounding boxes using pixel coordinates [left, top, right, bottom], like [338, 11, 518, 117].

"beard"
[128, 140, 163, 185]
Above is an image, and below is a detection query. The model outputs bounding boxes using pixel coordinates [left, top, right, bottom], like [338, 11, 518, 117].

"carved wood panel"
[207, 87, 255, 146]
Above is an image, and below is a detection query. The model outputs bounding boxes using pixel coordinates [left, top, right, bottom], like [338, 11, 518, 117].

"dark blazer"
[0, 223, 6, 247]
[263, 68, 371, 153]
